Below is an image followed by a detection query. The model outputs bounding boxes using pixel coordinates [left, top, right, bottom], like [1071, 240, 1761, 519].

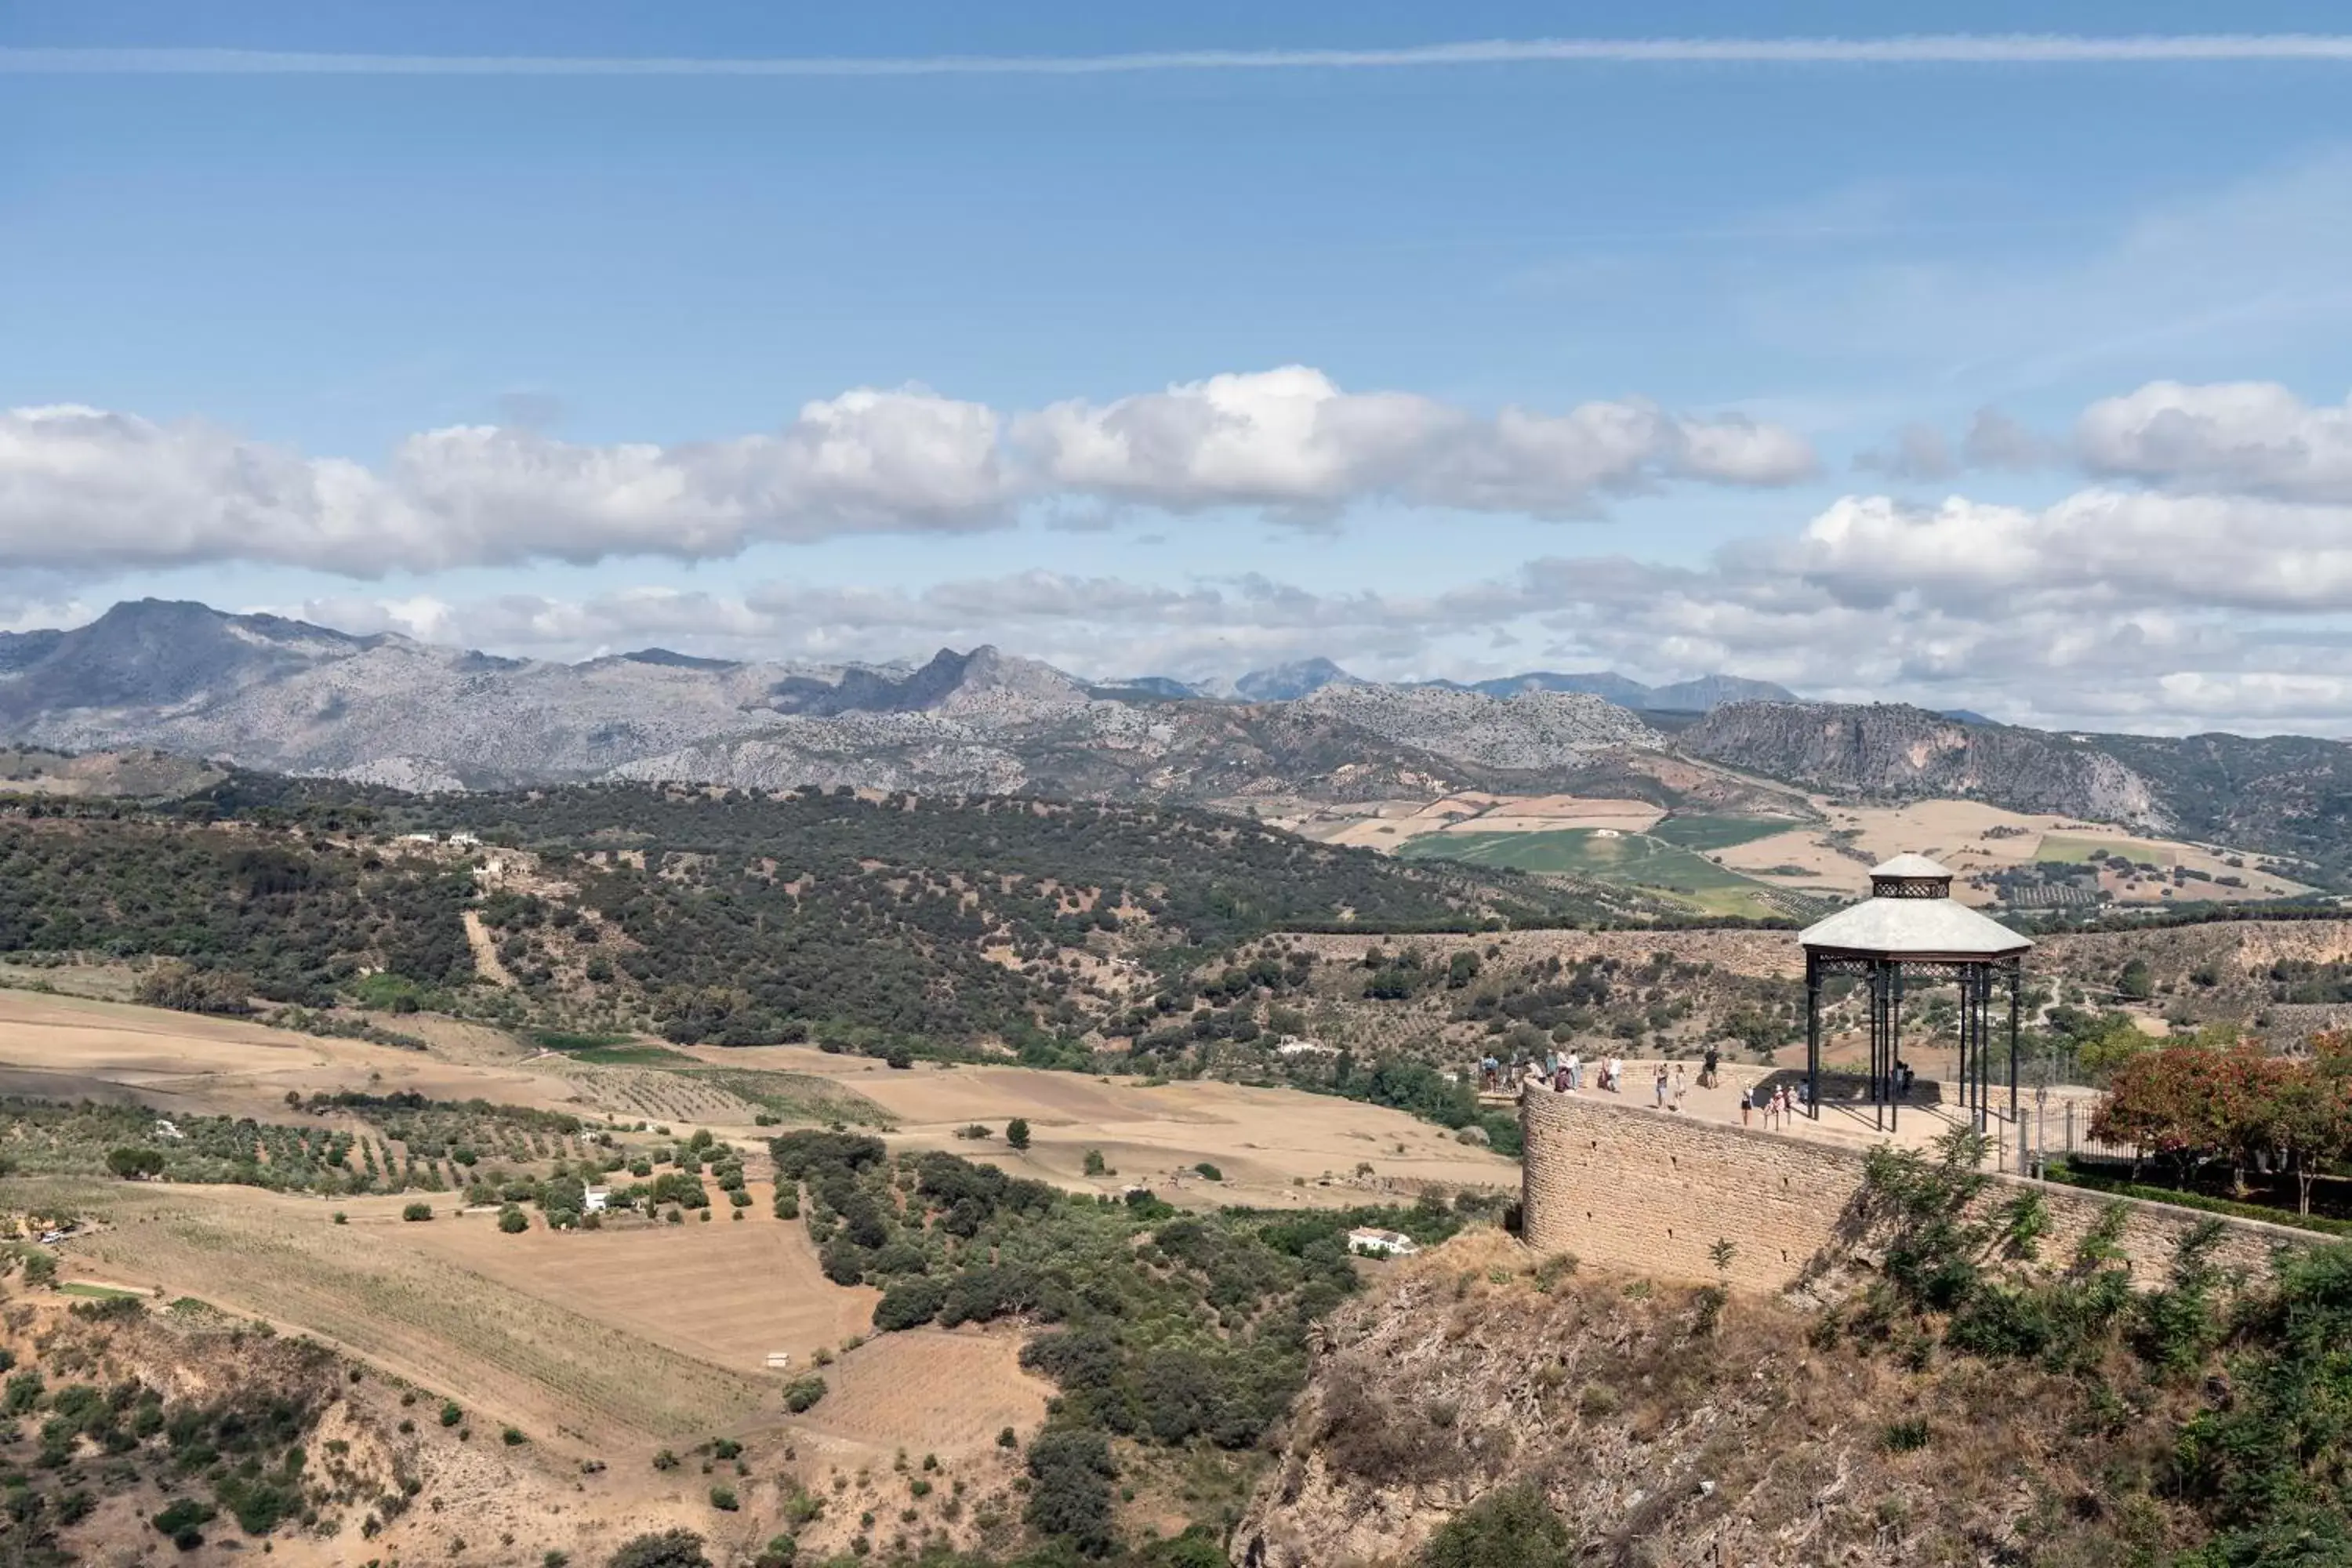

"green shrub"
[439, 1399, 463, 1428]
[1192, 1162, 1223, 1181]
[1024, 1427, 1116, 1555]
[1005, 1118, 1031, 1152]
[105, 1145, 165, 1179]
[151, 1497, 216, 1539]
[608, 1530, 712, 1568]
[872, 1279, 948, 1331]
[783, 1375, 828, 1414]
[499, 1203, 530, 1234]
[401, 1202, 433, 1221]
[1421, 1483, 1571, 1568]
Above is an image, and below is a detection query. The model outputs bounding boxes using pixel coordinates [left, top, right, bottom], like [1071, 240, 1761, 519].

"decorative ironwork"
[1869, 875, 1951, 899]
[1802, 950, 2024, 1134]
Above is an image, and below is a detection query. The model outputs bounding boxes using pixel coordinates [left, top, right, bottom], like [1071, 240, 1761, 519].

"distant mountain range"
[1112, 657, 1798, 710]
[0, 601, 1655, 798]
[10, 601, 2352, 878]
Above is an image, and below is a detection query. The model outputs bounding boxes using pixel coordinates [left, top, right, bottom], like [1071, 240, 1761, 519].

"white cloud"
[0, 394, 1011, 574]
[0, 372, 1813, 573]
[387, 387, 1012, 564]
[0, 405, 410, 573]
[1014, 366, 1814, 519]
[276, 495, 2352, 735]
[1795, 489, 2352, 614]
[2077, 380, 2352, 501]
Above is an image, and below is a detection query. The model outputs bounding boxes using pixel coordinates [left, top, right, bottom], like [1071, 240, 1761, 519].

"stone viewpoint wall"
[1519, 1087, 2310, 1295]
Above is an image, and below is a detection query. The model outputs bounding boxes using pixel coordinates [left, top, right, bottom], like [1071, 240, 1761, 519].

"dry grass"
[1281, 793, 1666, 851]
[786, 1327, 1054, 1455]
[723, 1047, 1519, 1209]
[404, 1181, 874, 1373]
[58, 1181, 774, 1443]
[1717, 798, 2306, 906]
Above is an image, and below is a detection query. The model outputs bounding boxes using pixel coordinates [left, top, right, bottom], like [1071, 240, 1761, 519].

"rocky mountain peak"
[0, 598, 369, 720]
[1236, 657, 1365, 703]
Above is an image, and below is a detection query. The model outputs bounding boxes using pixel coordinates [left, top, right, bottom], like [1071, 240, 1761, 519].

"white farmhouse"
[1346, 1226, 1419, 1258]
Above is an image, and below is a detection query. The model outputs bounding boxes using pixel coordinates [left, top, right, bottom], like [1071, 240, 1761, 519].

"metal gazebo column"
[2008, 954, 2023, 1125]
[1957, 963, 1973, 1127]
[1805, 953, 1821, 1122]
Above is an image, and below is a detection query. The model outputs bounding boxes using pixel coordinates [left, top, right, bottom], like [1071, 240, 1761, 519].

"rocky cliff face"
[1682, 701, 2170, 827]
[1236, 1230, 2194, 1568]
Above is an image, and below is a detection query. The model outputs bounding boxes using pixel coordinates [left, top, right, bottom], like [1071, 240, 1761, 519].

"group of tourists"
[1737, 1080, 1809, 1129]
[1486, 1042, 1820, 1134]
[1481, 1048, 1633, 1094]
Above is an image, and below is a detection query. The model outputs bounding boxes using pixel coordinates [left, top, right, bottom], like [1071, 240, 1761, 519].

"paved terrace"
[1495, 1055, 2106, 1167]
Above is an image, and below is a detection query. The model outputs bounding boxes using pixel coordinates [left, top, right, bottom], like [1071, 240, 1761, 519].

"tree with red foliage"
[2094, 1036, 2352, 1210]
[2091, 1041, 2297, 1193]
[2274, 1031, 2352, 1214]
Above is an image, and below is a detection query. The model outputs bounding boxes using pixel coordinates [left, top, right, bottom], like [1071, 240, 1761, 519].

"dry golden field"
[680, 1045, 1521, 1208]
[60, 1181, 775, 1444]
[1277, 792, 1667, 849]
[784, 1327, 1054, 1456]
[401, 1181, 876, 1374]
[0, 984, 1513, 1479]
[1715, 797, 2307, 906]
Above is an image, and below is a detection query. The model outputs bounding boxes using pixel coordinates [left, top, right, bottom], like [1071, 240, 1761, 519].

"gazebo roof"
[1799, 898, 2031, 959]
[1801, 851, 2032, 960]
[1870, 852, 1955, 880]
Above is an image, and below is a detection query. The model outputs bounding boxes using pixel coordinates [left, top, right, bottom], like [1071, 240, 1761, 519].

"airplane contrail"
[5, 35, 2352, 78]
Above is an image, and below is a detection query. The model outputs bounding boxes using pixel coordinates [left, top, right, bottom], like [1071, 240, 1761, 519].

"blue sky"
[7, 3, 2352, 731]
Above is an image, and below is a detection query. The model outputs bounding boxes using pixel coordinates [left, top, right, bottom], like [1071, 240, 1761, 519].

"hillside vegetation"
[1242, 1131, 2352, 1567]
[0, 783, 1617, 1060]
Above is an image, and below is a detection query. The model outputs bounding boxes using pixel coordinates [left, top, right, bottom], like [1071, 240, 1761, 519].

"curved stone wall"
[1519, 1085, 2305, 1294]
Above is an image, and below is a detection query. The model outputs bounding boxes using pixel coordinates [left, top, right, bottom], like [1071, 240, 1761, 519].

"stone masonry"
[1520, 1086, 2310, 1295]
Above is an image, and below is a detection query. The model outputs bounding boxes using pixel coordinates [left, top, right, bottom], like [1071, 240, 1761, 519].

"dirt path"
[461, 909, 516, 985]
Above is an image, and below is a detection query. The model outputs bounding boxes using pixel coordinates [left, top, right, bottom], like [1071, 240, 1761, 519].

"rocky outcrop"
[1236, 1229, 2202, 1567]
[1682, 701, 2169, 827]
[1294, 684, 1656, 770]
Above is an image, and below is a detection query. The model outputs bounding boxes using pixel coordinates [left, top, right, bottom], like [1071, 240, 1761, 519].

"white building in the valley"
[583, 1188, 610, 1214]
[1346, 1226, 1420, 1258]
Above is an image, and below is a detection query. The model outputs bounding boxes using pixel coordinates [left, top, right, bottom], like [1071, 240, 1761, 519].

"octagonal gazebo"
[1798, 854, 2032, 1131]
